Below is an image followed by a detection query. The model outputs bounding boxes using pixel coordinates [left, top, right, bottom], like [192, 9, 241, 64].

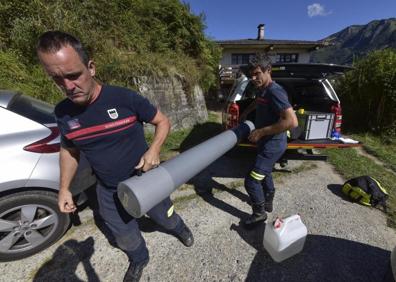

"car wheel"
[0, 190, 70, 261]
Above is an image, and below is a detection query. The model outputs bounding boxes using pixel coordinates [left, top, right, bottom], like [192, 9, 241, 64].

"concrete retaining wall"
[132, 76, 208, 131]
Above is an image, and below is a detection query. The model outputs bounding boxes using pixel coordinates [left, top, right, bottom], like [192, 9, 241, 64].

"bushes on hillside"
[337, 49, 396, 139]
[0, 51, 61, 103]
[0, 0, 221, 102]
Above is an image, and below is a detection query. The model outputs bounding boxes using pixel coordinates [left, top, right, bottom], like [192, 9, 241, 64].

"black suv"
[222, 63, 360, 162]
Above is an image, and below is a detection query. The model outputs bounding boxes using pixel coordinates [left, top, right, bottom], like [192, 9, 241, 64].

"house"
[216, 24, 328, 88]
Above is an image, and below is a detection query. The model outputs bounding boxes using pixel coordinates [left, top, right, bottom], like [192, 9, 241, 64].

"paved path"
[1, 156, 395, 282]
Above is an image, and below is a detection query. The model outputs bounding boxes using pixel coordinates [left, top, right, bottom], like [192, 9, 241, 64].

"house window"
[231, 53, 255, 65]
[276, 53, 299, 63]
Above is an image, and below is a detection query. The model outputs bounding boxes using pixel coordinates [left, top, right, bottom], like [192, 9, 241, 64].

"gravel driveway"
[1, 154, 395, 282]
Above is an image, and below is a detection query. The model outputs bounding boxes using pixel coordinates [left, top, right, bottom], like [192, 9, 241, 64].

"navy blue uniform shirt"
[255, 81, 291, 143]
[55, 85, 157, 188]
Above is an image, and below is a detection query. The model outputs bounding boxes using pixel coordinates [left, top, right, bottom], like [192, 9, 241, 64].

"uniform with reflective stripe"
[55, 85, 157, 188]
[244, 82, 292, 205]
[55, 84, 187, 264]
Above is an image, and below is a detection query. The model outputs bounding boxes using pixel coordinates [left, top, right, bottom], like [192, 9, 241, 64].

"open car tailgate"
[287, 138, 361, 149]
[238, 138, 361, 149]
[237, 138, 362, 162]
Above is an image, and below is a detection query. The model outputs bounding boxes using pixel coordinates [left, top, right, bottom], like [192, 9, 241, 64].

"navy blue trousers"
[96, 182, 184, 263]
[244, 138, 287, 205]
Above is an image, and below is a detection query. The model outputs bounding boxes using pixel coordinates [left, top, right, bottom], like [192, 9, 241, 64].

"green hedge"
[337, 49, 396, 138]
[0, 0, 221, 102]
[0, 51, 61, 103]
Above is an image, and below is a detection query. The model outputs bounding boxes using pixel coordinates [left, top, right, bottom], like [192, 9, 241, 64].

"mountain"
[310, 18, 396, 65]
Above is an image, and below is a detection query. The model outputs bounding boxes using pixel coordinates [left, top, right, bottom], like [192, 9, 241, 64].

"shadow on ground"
[178, 121, 223, 152]
[178, 121, 393, 281]
[179, 118, 295, 229]
[189, 166, 392, 281]
[327, 184, 348, 200]
[33, 237, 99, 282]
[238, 231, 392, 282]
[32, 190, 176, 282]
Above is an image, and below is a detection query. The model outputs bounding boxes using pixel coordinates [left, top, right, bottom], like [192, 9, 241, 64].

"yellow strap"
[371, 177, 388, 195]
[342, 183, 371, 206]
[167, 205, 174, 217]
[350, 190, 371, 206]
[250, 170, 265, 181]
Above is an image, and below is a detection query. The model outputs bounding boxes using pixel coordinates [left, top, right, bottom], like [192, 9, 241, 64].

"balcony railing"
[219, 65, 244, 85]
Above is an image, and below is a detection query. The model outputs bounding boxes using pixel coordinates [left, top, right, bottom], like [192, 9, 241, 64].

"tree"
[337, 49, 396, 137]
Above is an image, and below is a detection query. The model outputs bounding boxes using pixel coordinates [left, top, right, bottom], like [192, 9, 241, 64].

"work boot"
[123, 258, 149, 282]
[244, 202, 267, 227]
[264, 191, 275, 212]
[175, 224, 194, 247]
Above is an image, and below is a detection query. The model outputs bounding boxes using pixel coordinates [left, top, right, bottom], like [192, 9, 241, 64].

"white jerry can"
[263, 214, 308, 262]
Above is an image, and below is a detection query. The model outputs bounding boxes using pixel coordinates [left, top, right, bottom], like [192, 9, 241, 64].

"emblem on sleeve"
[107, 108, 119, 119]
[67, 118, 81, 129]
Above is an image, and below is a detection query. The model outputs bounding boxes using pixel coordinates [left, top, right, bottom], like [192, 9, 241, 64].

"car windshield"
[7, 95, 55, 124]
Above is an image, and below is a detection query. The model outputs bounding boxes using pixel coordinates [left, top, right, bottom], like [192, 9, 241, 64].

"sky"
[182, 0, 396, 41]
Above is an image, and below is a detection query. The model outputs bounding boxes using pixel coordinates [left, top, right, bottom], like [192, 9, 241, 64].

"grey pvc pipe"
[117, 120, 255, 218]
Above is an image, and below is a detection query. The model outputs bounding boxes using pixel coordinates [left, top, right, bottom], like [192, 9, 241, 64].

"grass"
[350, 133, 396, 173]
[146, 111, 223, 160]
[325, 147, 396, 228]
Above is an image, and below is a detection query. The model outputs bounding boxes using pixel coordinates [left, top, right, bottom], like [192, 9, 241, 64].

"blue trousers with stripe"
[96, 182, 185, 263]
[244, 138, 287, 205]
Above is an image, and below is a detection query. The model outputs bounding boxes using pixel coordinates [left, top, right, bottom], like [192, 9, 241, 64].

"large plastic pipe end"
[117, 166, 175, 218]
[117, 183, 142, 218]
[232, 120, 255, 140]
[244, 120, 255, 132]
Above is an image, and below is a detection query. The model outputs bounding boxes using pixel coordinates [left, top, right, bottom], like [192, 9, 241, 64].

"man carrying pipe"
[37, 31, 193, 282]
[239, 53, 298, 227]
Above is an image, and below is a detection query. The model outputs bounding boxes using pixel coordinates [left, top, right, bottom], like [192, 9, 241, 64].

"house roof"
[216, 39, 328, 49]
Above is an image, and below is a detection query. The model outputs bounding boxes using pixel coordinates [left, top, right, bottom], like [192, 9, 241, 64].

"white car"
[0, 90, 96, 261]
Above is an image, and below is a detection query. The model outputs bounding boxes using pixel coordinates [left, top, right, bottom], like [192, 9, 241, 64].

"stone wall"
[132, 75, 208, 131]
